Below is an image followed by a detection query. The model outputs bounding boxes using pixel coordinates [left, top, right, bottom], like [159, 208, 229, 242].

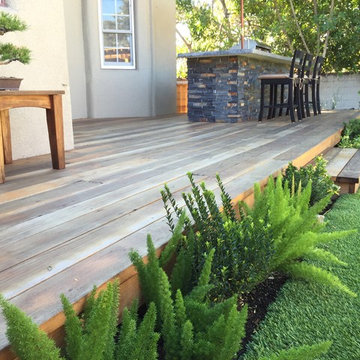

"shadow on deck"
[0, 110, 359, 358]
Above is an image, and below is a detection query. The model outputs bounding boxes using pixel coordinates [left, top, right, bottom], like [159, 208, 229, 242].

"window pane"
[103, 15, 116, 30]
[104, 48, 117, 63]
[102, 0, 115, 14]
[117, 0, 129, 15]
[117, 16, 130, 31]
[103, 33, 116, 47]
[117, 34, 130, 48]
[117, 34, 131, 63]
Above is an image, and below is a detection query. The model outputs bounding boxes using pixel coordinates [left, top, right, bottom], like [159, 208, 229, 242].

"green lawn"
[242, 193, 360, 359]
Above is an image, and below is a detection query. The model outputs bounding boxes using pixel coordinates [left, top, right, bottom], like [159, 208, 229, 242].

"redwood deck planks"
[0, 110, 359, 357]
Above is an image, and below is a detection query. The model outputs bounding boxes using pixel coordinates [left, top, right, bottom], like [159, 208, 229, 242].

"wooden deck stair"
[324, 148, 360, 194]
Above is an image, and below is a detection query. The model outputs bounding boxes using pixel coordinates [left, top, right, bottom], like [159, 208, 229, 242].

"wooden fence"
[176, 80, 188, 114]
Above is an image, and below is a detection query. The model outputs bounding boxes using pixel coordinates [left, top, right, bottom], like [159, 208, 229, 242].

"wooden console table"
[0, 90, 65, 183]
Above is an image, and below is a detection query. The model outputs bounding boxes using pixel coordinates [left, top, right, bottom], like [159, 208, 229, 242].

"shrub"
[162, 173, 356, 300]
[338, 118, 360, 148]
[161, 173, 274, 300]
[282, 156, 339, 206]
[0, 282, 159, 360]
[240, 176, 356, 297]
[129, 236, 248, 360]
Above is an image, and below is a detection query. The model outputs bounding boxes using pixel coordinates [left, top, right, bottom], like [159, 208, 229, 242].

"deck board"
[1, 110, 359, 357]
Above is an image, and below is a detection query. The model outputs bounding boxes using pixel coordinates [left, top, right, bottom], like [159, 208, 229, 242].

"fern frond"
[61, 294, 83, 360]
[283, 262, 356, 297]
[305, 248, 347, 266]
[260, 341, 332, 360]
[159, 211, 187, 267]
[0, 295, 63, 360]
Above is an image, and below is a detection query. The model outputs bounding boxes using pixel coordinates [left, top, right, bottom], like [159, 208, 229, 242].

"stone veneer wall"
[187, 56, 289, 122]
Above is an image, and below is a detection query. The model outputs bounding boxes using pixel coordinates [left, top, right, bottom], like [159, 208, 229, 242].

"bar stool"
[310, 56, 324, 115]
[300, 53, 313, 118]
[258, 50, 304, 123]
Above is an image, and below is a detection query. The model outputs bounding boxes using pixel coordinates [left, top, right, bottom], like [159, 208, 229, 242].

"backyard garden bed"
[1, 123, 359, 359]
[241, 192, 360, 360]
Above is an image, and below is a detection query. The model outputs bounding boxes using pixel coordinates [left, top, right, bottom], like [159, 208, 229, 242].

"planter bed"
[240, 193, 360, 360]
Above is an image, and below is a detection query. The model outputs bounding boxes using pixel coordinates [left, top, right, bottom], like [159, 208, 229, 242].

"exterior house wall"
[1, 0, 74, 160]
[64, 0, 176, 119]
[321, 74, 360, 110]
[63, 0, 88, 119]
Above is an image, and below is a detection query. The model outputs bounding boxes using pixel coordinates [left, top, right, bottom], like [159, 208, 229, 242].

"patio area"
[0, 110, 359, 358]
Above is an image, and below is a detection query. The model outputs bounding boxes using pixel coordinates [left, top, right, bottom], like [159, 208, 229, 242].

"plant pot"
[0, 77, 23, 91]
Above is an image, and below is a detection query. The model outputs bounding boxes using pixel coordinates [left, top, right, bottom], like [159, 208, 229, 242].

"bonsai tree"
[0, 12, 30, 65]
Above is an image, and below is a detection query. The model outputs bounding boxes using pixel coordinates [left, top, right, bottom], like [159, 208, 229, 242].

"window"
[99, 0, 135, 69]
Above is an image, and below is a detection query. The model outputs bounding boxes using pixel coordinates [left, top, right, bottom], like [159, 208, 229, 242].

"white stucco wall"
[321, 74, 360, 110]
[64, 0, 176, 119]
[0, 0, 74, 160]
[63, 0, 88, 120]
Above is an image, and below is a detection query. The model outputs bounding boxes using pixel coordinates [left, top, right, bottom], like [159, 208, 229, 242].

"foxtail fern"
[240, 175, 356, 297]
[0, 282, 159, 360]
[130, 236, 248, 360]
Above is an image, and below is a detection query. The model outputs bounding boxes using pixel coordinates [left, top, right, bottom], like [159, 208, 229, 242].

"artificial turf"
[241, 193, 360, 359]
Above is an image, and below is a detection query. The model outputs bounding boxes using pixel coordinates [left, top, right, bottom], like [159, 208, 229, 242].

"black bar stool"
[300, 53, 313, 118]
[310, 56, 324, 115]
[258, 50, 305, 123]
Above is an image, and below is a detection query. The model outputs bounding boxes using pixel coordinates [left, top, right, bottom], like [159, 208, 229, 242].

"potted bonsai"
[0, 11, 30, 90]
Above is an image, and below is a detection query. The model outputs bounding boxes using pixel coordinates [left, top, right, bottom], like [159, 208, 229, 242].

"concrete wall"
[64, 0, 176, 119]
[1, 0, 74, 160]
[321, 74, 360, 110]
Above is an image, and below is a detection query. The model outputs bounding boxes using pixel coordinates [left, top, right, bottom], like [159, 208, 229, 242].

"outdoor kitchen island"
[179, 47, 292, 122]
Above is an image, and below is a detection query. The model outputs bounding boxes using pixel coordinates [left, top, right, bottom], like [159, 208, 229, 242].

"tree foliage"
[176, 0, 360, 72]
[0, 12, 31, 65]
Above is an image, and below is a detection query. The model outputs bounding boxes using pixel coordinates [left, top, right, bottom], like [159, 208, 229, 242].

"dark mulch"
[133, 273, 289, 359]
[237, 272, 288, 356]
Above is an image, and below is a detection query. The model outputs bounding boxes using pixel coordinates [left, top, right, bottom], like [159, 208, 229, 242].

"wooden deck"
[0, 110, 359, 358]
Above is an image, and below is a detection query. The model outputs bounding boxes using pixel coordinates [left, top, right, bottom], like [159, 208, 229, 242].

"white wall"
[1, 0, 74, 160]
[64, 0, 176, 119]
[63, 0, 88, 120]
[321, 74, 360, 110]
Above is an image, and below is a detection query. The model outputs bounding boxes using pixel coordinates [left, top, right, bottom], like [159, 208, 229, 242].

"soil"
[237, 272, 288, 356]
[134, 273, 289, 359]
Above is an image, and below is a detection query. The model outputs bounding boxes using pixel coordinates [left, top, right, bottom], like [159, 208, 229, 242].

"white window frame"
[98, 0, 136, 70]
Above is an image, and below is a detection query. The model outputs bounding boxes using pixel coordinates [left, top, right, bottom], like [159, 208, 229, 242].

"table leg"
[46, 94, 65, 169]
[1, 110, 12, 164]
[0, 115, 5, 183]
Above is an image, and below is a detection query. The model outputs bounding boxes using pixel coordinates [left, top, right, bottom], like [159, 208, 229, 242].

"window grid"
[99, 0, 135, 69]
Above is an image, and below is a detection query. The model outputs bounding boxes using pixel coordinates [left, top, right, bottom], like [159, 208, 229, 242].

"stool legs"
[304, 83, 311, 117]
[288, 84, 295, 123]
[312, 82, 317, 115]
[316, 81, 321, 114]
[267, 84, 274, 119]
[279, 84, 285, 116]
[272, 85, 278, 118]
[258, 82, 265, 122]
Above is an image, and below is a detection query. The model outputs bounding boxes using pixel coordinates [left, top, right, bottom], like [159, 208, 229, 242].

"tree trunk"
[313, 0, 321, 55]
[289, 0, 310, 53]
[322, 0, 335, 58]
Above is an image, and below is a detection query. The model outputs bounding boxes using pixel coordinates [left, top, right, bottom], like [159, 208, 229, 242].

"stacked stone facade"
[187, 55, 289, 122]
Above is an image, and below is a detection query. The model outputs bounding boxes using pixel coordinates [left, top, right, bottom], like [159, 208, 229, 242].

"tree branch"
[313, 0, 320, 55]
[289, 0, 310, 53]
[176, 26, 192, 52]
[322, 0, 335, 58]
